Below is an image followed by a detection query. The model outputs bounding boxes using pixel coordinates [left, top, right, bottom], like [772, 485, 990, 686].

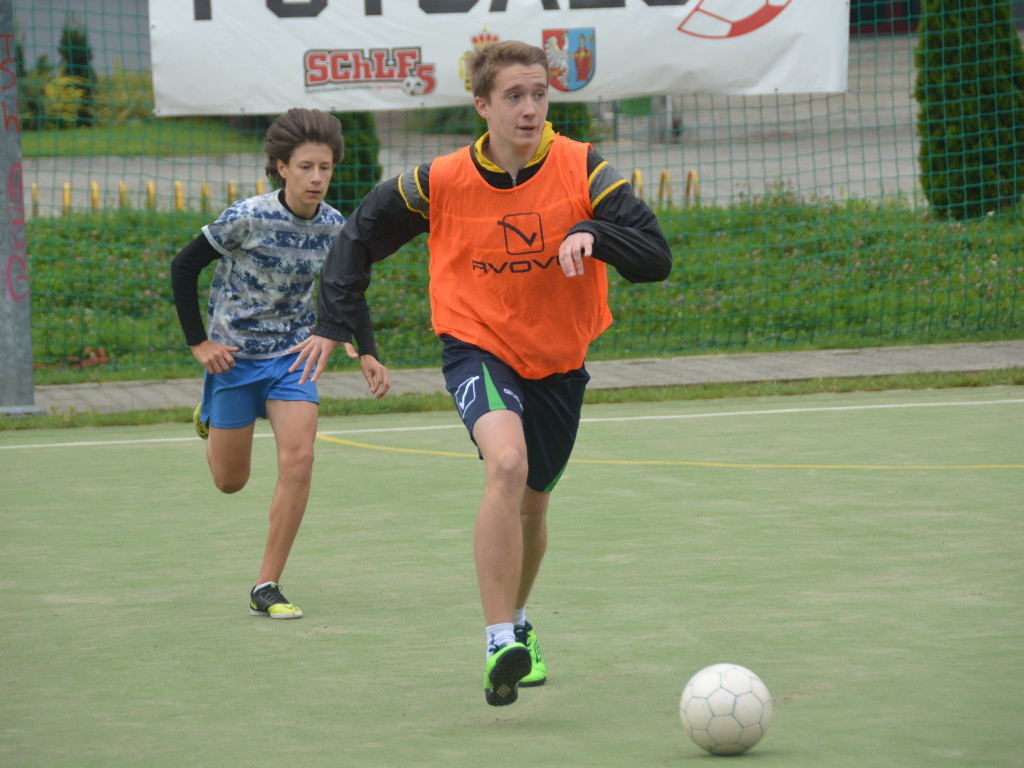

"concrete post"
[0, 0, 43, 416]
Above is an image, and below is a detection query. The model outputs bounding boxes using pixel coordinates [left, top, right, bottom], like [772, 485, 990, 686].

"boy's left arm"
[567, 151, 673, 284]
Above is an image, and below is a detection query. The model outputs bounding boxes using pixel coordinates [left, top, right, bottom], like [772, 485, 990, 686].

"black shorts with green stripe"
[440, 335, 590, 493]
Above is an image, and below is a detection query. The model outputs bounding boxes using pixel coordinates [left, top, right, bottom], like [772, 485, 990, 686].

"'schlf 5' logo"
[303, 47, 437, 97]
[679, 0, 793, 39]
[543, 28, 595, 93]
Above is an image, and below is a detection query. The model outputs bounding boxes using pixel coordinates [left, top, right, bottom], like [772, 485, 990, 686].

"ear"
[277, 158, 288, 180]
[474, 95, 489, 120]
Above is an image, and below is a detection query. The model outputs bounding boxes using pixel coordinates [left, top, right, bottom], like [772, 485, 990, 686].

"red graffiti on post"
[1, 32, 27, 302]
[7, 162, 27, 300]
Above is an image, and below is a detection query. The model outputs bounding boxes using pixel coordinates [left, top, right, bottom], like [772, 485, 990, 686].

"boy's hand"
[289, 335, 360, 384]
[359, 355, 391, 399]
[558, 231, 595, 277]
[289, 335, 354, 384]
[190, 340, 239, 374]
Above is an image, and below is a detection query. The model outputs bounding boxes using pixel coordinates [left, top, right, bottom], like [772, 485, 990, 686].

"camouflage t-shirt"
[201, 191, 345, 359]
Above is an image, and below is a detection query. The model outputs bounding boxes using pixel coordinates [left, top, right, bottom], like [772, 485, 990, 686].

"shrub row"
[25, 192, 1023, 378]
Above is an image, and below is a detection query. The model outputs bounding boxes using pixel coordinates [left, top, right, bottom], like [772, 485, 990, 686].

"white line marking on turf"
[577, 398, 1024, 424]
[1, 398, 1021, 451]
[0, 435, 210, 450]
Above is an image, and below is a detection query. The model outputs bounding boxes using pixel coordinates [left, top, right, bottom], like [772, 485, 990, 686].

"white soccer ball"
[679, 0, 792, 39]
[679, 663, 773, 755]
[401, 75, 427, 97]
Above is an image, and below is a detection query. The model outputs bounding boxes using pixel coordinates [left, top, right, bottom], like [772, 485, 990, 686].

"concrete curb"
[27, 341, 1024, 416]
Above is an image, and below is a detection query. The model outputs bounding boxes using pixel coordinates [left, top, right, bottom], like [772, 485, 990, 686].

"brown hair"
[467, 40, 549, 100]
[263, 108, 344, 185]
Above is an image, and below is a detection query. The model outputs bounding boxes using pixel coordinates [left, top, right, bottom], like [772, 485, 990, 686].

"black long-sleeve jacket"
[314, 126, 673, 360]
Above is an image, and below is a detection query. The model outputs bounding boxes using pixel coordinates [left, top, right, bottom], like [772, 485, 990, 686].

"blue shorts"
[440, 336, 589, 493]
[200, 352, 318, 430]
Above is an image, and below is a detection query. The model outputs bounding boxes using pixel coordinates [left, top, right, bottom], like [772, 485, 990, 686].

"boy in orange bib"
[292, 41, 672, 706]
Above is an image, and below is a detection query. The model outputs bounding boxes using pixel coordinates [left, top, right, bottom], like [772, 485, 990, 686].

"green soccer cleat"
[515, 621, 547, 687]
[484, 642, 531, 707]
[249, 582, 303, 619]
[193, 403, 209, 440]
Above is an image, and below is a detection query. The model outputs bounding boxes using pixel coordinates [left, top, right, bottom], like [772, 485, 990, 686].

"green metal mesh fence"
[14, 1, 1024, 377]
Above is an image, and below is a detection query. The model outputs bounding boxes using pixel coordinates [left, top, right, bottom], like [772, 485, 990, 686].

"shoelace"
[253, 585, 287, 606]
[514, 621, 533, 644]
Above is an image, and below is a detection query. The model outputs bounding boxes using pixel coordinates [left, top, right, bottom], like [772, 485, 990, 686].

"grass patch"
[20, 118, 266, 157]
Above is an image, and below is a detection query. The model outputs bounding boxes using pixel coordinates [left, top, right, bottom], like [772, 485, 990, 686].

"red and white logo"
[304, 47, 437, 96]
[678, 0, 793, 39]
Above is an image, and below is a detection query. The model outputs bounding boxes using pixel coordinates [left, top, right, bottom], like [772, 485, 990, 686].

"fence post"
[0, 0, 43, 415]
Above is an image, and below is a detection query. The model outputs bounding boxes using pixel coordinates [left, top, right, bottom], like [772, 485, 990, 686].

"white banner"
[149, 0, 849, 116]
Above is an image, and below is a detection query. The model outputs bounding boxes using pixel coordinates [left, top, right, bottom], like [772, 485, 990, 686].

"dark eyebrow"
[504, 81, 547, 96]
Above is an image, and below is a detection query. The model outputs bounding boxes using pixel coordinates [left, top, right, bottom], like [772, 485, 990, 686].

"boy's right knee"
[212, 472, 248, 494]
[486, 444, 528, 485]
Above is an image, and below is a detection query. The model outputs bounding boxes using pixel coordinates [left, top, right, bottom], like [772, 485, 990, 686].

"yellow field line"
[315, 435, 1022, 470]
[317, 434, 472, 458]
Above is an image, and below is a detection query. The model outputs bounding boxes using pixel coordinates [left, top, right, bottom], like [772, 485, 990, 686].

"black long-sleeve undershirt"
[314, 146, 673, 352]
[170, 234, 219, 347]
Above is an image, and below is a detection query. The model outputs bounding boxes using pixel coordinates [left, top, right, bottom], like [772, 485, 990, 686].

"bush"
[42, 75, 93, 128]
[328, 112, 382, 217]
[17, 70, 51, 131]
[914, 0, 1024, 218]
[405, 107, 477, 135]
[94, 68, 154, 123]
[548, 102, 599, 142]
[24, 198, 1024, 375]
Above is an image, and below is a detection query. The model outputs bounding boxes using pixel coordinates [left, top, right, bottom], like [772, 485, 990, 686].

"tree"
[914, 0, 1024, 218]
[44, 21, 96, 126]
[58, 23, 95, 84]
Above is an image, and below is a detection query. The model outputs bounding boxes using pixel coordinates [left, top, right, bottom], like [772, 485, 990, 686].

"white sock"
[485, 622, 515, 659]
[253, 581, 276, 592]
[512, 607, 527, 627]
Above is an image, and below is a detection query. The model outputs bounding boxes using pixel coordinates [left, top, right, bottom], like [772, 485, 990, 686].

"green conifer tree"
[51, 21, 95, 126]
[58, 24, 95, 84]
[914, 0, 1024, 218]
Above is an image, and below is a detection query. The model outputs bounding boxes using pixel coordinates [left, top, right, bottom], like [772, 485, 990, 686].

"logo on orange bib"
[497, 213, 544, 255]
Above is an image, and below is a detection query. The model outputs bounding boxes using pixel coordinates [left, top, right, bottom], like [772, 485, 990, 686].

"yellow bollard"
[201, 182, 211, 213]
[90, 181, 100, 210]
[31, 182, 39, 217]
[227, 180, 238, 203]
[119, 181, 129, 208]
[685, 169, 700, 206]
[256, 179, 265, 196]
[174, 180, 185, 212]
[146, 181, 156, 210]
[631, 169, 643, 200]
[658, 169, 672, 203]
[63, 182, 71, 215]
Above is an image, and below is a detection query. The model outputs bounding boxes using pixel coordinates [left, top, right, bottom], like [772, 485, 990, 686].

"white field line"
[1, 398, 1021, 452]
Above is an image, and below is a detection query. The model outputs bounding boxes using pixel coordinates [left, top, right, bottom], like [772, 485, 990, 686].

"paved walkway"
[26, 340, 1024, 416]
